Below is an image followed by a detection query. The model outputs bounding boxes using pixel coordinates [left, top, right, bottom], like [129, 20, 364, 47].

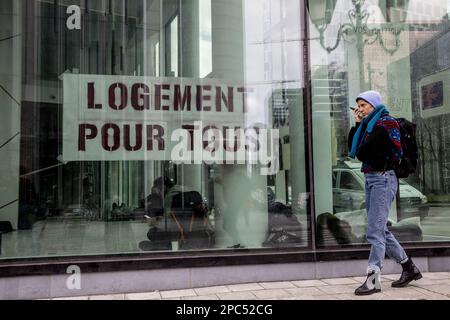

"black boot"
[355, 270, 381, 296]
[391, 257, 422, 288]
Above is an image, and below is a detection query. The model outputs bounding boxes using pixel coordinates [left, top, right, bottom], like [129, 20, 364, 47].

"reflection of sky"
[329, 0, 448, 24]
[199, 0, 212, 78]
[406, 0, 447, 21]
[311, 0, 449, 67]
[170, 16, 178, 77]
[242, 0, 303, 126]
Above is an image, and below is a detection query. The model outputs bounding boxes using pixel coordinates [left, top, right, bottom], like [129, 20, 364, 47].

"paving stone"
[41, 272, 450, 301]
[382, 288, 429, 299]
[182, 295, 219, 300]
[291, 280, 328, 287]
[160, 289, 197, 299]
[285, 287, 326, 296]
[125, 292, 162, 300]
[258, 281, 296, 289]
[253, 289, 291, 299]
[334, 293, 386, 300]
[351, 277, 366, 282]
[217, 291, 257, 300]
[422, 272, 450, 280]
[194, 286, 231, 296]
[321, 278, 359, 285]
[409, 287, 449, 300]
[283, 295, 337, 300]
[354, 276, 390, 283]
[89, 294, 125, 300]
[380, 295, 425, 300]
[419, 284, 450, 295]
[317, 284, 356, 295]
[281, 296, 303, 300]
[382, 274, 399, 280]
[411, 286, 438, 295]
[52, 296, 89, 300]
[227, 283, 264, 292]
[410, 277, 449, 286]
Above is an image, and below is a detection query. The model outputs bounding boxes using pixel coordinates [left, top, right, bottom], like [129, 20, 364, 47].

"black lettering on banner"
[101, 123, 120, 151]
[78, 124, 98, 151]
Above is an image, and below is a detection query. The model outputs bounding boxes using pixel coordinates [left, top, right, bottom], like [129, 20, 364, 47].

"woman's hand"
[352, 108, 363, 123]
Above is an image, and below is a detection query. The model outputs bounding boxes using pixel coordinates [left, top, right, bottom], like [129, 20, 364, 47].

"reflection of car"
[332, 164, 429, 220]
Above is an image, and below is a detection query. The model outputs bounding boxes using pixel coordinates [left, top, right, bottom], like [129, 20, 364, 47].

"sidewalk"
[52, 272, 450, 300]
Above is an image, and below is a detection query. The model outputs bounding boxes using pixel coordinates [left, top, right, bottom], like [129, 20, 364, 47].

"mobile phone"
[350, 106, 357, 111]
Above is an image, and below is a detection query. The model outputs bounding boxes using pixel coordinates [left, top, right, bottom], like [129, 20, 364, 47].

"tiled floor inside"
[1, 220, 150, 258]
[0, 217, 309, 258]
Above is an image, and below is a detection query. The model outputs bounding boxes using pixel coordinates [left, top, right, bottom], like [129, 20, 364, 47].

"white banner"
[62, 74, 279, 174]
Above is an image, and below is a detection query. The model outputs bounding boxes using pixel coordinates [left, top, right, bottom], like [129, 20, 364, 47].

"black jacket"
[348, 122, 396, 171]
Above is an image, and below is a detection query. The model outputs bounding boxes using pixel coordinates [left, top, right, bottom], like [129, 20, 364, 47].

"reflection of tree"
[417, 116, 448, 194]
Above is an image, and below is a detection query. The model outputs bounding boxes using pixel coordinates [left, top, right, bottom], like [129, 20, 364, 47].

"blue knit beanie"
[356, 90, 382, 108]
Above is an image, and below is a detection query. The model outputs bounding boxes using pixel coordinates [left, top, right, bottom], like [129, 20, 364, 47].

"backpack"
[143, 191, 214, 251]
[394, 118, 418, 178]
[169, 191, 214, 249]
[171, 191, 209, 217]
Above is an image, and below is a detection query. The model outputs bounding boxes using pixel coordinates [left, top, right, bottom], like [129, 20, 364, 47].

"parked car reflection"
[332, 162, 429, 221]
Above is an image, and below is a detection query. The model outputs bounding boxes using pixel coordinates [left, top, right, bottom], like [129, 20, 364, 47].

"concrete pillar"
[311, 66, 334, 216]
[275, 171, 287, 203]
[0, 0, 22, 229]
[177, 0, 203, 193]
[288, 89, 307, 216]
[180, 0, 200, 78]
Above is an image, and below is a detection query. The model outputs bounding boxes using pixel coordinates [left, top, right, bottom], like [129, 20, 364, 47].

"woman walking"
[348, 90, 422, 296]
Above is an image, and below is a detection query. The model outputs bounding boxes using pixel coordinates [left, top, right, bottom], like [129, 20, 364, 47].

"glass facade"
[310, 0, 450, 247]
[0, 0, 449, 263]
[1, 0, 308, 258]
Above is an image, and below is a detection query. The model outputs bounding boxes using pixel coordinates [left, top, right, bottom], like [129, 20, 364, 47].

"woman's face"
[356, 99, 375, 118]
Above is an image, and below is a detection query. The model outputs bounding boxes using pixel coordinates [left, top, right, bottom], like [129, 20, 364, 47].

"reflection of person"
[141, 177, 172, 217]
[141, 177, 174, 227]
[142, 175, 211, 250]
[220, 166, 258, 248]
[142, 176, 198, 227]
[18, 166, 37, 229]
[348, 90, 422, 296]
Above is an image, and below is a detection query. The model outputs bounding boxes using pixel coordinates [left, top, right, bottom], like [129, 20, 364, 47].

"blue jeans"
[365, 170, 408, 273]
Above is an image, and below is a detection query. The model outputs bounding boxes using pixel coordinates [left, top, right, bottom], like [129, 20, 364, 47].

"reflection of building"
[327, 63, 349, 161]
[20, 1, 162, 222]
[410, 24, 450, 193]
[311, 63, 349, 164]
[268, 88, 306, 216]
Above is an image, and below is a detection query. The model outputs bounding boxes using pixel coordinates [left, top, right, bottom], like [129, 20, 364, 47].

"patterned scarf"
[349, 105, 389, 158]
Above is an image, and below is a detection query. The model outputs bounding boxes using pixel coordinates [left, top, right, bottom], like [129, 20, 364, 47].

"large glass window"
[0, 0, 308, 259]
[309, 0, 450, 247]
